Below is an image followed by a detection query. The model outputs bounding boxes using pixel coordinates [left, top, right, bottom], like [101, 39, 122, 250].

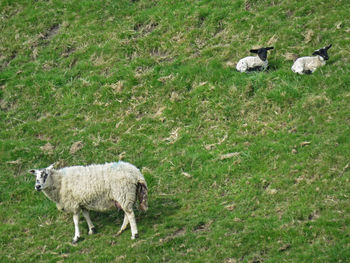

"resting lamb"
[236, 47, 274, 72]
[291, 44, 332, 74]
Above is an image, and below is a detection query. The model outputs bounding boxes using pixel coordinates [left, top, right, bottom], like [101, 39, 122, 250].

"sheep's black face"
[250, 47, 274, 61]
[29, 168, 51, 191]
[313, 44, 332, 61]
[257, 49, 268, 61]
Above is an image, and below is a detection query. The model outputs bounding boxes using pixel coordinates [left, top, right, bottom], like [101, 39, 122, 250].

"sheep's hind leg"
[82, 209, 96, 235]
[125, 210, 138, 239]
[72, 213, 80, 244]
[116, 213, 129, 236]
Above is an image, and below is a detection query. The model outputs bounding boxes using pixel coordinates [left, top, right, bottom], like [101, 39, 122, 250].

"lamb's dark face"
[313, 44, 332, 60]
[29, 168, 52, 191]
[250, 47, 274, 61]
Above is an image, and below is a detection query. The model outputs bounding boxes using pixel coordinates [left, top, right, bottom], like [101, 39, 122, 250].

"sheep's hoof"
[72, 237, 80, 244]
[131, 234, 139, 240]
[88, 227, 96, 235]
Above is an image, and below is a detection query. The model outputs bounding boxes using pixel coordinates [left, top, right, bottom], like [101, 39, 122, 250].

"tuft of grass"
[1, 0, 350, 262]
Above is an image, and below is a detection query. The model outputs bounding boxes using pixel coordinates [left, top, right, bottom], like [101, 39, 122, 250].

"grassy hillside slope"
[1, 0, 350, 262]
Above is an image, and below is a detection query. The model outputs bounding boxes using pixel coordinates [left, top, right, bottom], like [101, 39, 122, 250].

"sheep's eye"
[42, 172, 48, 182]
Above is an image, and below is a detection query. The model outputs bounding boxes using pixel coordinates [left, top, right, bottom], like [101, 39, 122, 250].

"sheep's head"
[312, 44, 332, 60]
[250, 47, 274, 61]
[28, 164, 55, 191]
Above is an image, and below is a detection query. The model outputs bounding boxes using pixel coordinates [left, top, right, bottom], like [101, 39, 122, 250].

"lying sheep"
[291, 44, 332, 74]
[29, 161, 148, 243]
[236, 47, 274, 72]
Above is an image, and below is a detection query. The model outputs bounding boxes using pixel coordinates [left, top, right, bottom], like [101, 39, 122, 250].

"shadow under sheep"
[87, 196, 180, 235]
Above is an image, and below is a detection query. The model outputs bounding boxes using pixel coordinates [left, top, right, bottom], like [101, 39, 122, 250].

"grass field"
[1, 0, 350, 262]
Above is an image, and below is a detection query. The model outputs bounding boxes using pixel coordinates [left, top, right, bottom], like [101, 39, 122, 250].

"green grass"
[1, 0, 350, 262]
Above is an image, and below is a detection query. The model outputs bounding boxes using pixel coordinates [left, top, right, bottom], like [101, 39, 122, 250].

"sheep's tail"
[137, 179, 148, 212]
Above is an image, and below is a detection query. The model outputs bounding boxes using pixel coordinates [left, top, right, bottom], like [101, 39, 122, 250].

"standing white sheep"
[29, 161, 148, 243]
[291, 44, 332, 74]
[236, 47, 274, 72]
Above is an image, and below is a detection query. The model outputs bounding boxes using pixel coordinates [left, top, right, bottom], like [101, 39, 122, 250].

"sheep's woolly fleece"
[47, 161, 147, 213]
[236, 56, 268, 72]
[291, 56, 326, 74]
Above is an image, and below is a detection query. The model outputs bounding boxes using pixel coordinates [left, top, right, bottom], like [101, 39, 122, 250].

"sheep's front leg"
[72, 213, 80, 244]
[116, 213, 129, 236]
[309, 67, 317, 74]
[82, 209, 96, 235]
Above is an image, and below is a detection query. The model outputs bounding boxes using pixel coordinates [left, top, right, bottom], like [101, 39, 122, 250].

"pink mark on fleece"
[114, 201, 122, 210]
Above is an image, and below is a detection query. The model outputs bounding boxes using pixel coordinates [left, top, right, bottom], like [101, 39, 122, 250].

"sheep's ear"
[250, 49, 258, 54]
[312, 50, 320, 56]
[47, 163, 55, 170]
[326, 44, 332, 50]
[28, 169, 36, 175]
[266, 47, 274, 50]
